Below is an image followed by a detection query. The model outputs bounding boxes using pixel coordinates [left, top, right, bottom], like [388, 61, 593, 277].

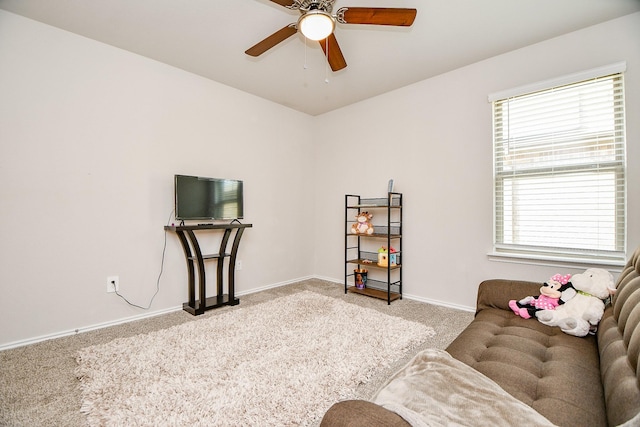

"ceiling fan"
[245, 0, 417, 72]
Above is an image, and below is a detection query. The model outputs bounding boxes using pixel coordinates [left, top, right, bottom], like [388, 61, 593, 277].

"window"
[491, 66, 626, 265]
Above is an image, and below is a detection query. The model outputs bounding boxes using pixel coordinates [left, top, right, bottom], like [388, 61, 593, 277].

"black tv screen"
[175, 175, 244, 220]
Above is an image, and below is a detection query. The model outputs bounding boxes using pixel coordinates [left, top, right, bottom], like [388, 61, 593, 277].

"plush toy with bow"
[536, 268, 615, 336]
[509, 274, 575, 319]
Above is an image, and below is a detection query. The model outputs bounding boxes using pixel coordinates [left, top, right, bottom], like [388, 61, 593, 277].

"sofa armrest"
[476, 279, 542, 313]
[320, 400, 410, 427]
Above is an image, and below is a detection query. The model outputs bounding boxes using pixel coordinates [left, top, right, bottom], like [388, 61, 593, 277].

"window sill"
[487, 251, 626, 272]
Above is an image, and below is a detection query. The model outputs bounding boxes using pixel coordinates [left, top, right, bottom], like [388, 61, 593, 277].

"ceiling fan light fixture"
[298, 10, 335, 41]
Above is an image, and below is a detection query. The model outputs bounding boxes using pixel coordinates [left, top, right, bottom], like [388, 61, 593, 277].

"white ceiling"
[1, 0, 639, 116]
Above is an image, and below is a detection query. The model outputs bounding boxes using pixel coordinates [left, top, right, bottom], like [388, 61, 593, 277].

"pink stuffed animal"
[509, 274, 575, 319]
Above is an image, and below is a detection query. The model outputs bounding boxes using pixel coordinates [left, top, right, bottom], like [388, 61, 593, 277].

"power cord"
[113, 209, 174, 310]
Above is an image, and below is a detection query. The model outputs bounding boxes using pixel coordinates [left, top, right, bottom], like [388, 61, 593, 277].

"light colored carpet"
[0, 279, 475, 426]
[76, 291, 435, 426]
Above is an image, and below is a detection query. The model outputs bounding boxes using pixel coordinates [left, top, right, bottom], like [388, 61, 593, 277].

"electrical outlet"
[235, 260, 242, 271]
[107, 276, 119, 293]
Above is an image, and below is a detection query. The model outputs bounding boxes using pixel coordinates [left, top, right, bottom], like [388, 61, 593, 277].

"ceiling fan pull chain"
[325, 37, 329, 83]
[304, 36, 308, 69]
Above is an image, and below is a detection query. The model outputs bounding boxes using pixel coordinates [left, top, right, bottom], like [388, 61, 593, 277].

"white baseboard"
[402, 293, 475, 313]
[236, 275, 315, 296]
[309, 275, 476, 313]
[0, 275, 473, 351]
[311, 275, 343, 284]
[0, 305, 183, 352]
[0, 276, 316, 352]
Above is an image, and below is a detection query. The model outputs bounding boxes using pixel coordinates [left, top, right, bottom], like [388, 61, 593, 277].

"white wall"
[312, 12, 640, 309]
[2, 10, 639, 348]
[0, 10, 315, 347]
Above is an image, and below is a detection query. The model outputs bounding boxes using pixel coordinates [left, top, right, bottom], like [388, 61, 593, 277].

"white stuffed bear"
[535, 268, 615, 337]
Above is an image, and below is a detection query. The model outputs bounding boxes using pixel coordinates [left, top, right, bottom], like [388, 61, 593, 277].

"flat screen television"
[175, 175, 244, 221]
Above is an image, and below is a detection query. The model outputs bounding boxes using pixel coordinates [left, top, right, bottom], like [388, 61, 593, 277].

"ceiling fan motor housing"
[292, 0, 335, 14]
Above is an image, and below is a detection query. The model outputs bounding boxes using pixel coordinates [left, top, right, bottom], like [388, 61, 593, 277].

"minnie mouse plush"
[509, 274, 575, 319]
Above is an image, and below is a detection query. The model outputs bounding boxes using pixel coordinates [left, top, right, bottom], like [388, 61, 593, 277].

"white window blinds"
[492, 71, 626, 264]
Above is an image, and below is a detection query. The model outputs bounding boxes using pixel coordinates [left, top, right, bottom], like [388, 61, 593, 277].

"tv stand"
[165, 223, 252, 315]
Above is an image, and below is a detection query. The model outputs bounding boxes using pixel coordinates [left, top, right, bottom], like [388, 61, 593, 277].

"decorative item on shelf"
[354, 268, 368, 289]
[351, 212, 374, 235]
[377, 246, 397, 267]
[389, 246, 397, 265]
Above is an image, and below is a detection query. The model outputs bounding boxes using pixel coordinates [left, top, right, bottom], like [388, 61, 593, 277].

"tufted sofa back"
[598, 246, 640, 426]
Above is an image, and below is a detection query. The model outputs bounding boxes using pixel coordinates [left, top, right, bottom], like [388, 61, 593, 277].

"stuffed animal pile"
[509, 268, 615, 337]
[535, 268, 615, 337]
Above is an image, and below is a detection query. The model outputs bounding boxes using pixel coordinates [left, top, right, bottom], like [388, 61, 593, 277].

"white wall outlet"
[235, 260, 242, 271]
[107, 276, 119, 293]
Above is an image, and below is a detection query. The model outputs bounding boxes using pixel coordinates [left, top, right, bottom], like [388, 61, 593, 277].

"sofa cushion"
[446, 279, 606, 427]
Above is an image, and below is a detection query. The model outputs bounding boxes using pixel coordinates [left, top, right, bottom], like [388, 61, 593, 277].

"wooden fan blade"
[245, 25, 297, 57]
[319, 33, 347, 72]
[269, 0, 295, 7]
[338, 7, 417, 26]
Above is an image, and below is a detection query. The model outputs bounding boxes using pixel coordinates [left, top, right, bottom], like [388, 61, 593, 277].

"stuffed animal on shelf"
[509, 274, 575, 319]
[351, 212, 374, 235]
[535, 268, 615, 337]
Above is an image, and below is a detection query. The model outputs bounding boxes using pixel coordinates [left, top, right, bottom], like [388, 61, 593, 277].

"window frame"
[489, 63, 627, 267]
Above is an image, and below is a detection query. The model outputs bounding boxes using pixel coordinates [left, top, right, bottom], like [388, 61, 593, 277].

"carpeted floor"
[0, 279, 474, 427]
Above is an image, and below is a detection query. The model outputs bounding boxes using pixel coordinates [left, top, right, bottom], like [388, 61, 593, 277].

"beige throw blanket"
[373, 349, 556, 427]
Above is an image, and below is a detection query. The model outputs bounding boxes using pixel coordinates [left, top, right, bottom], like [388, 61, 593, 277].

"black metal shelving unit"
[345, 193, 402, 304]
